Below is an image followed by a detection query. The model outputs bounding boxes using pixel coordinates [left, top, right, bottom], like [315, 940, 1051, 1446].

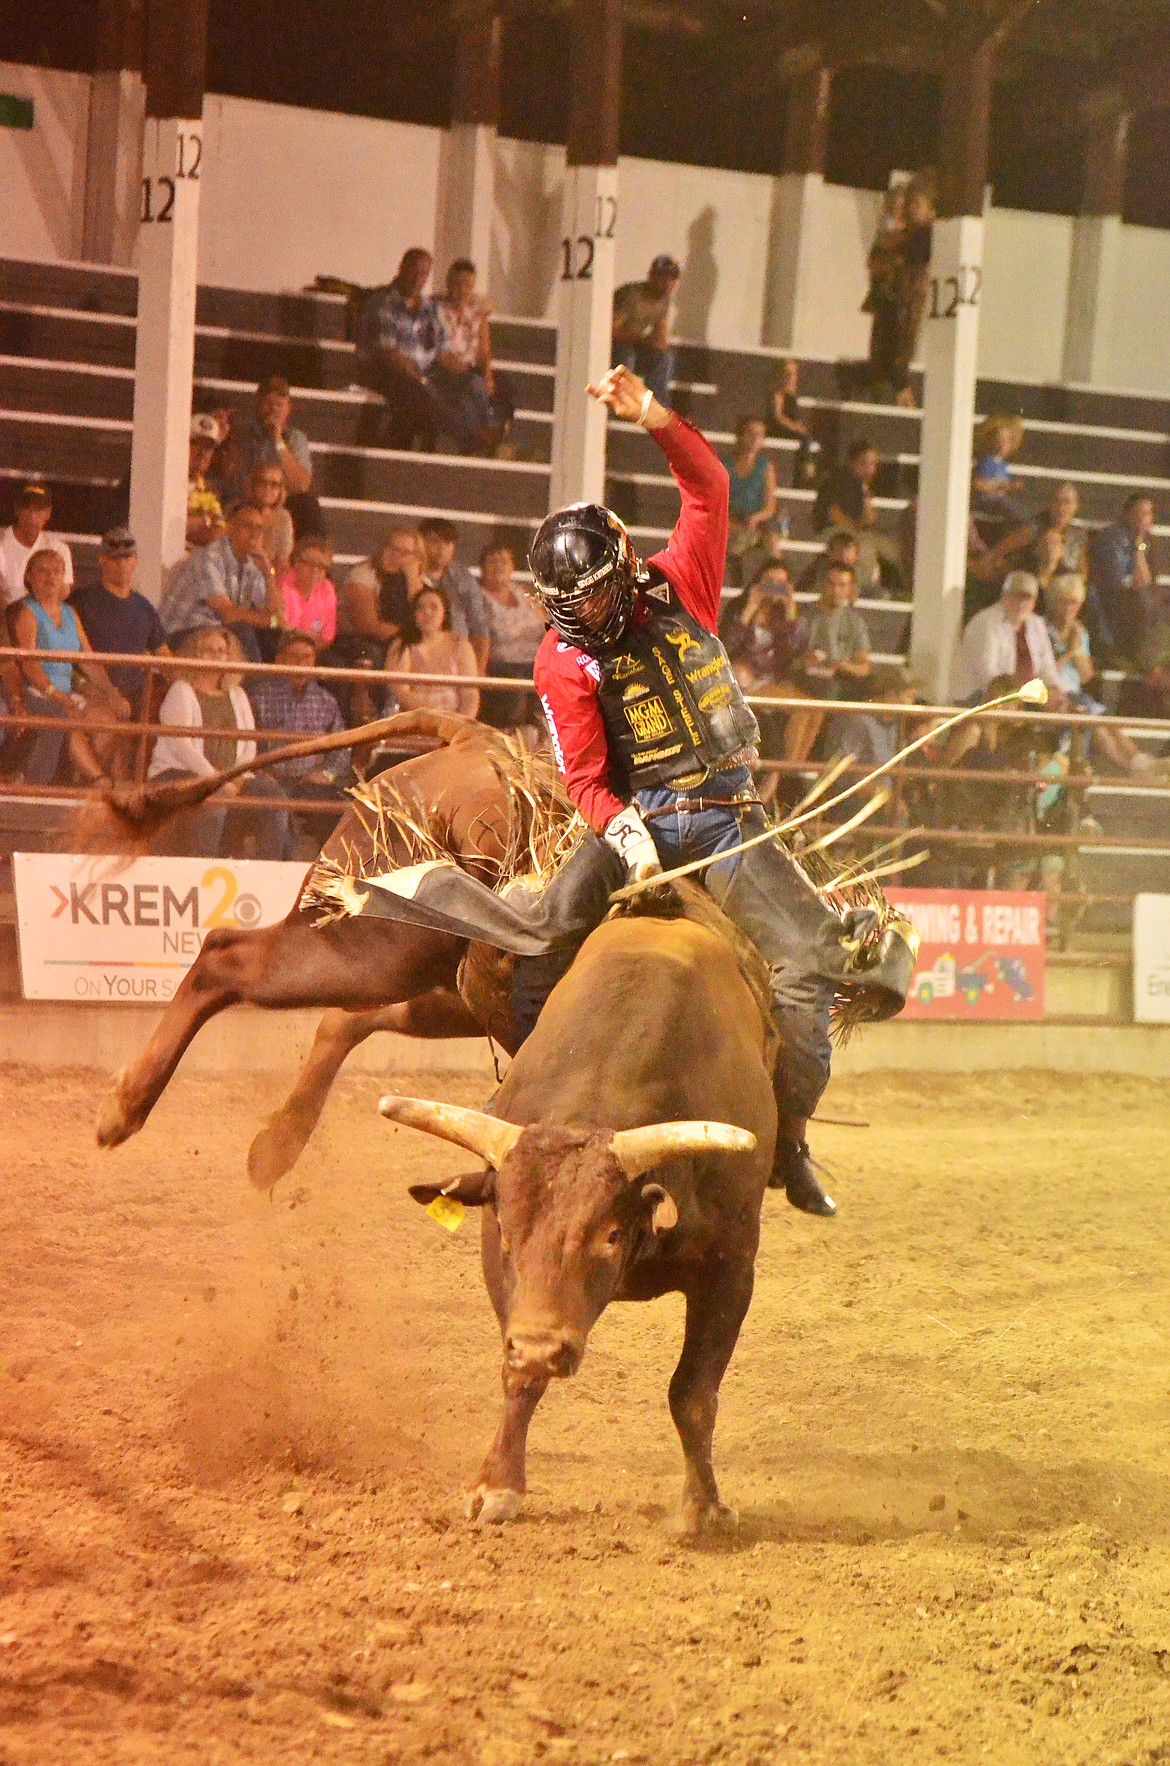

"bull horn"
[378, 1095, 525, 1169]
[609, 1121, 757, 1180]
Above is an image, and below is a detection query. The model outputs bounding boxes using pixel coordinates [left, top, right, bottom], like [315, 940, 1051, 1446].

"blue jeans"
[17, 689, 68, 785]
[636, 766, 836, 1118]
[634, 764, 756, 871]
[613, 340, 673, 406]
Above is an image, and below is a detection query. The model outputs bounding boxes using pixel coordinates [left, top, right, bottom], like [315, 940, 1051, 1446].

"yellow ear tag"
[427, 1194, 465, 1233]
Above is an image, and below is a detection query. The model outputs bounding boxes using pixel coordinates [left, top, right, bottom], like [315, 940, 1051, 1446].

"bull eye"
[606, 1225, 622, 1249]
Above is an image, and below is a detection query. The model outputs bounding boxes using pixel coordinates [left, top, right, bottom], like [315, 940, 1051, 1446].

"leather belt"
[642, 792, 762, 820]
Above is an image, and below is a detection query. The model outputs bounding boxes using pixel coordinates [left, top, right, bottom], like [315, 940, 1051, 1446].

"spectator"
[953, 571, 1066, 704]
[1033, 482, 1086, 587]
[419, 516, 490, 669]
[723, 560, 822, 773]
[722, 415, 777, 586]
[1090, 491, 1165, 664]
[10, 547, 131, 784]
[248, 463, 295, 577]
[227, 376, 319, 538]
[813, 439, 901, 594]
[611, 254, 680, 406]
[1120, 608, 1170, 721]
[339, 524, 428, 655]
[1044, 571, 1158, 776]
[796, 528, 861, 597]
[971, 416, 1034, 547]
[724, 561, 806, 687]
[826, 662, 919, 768]
[435, 259, 515, 456]
[390, 584, 480, 718]
[356, 248, 447, 451]
[248, 631, 350, 849]
[187, 414, 226, 548]
[766, 359, 820, 488]
[0, 483, 73, 607]
[160, 501, 283, 660]
[863, 176, 934, 406]
[148, 625, 288, 859]
[69, 527, 171, 772]
[801, 560, 872, 703]
[939, 673, 1049, 892]
[280, 533, 337, 647]
[479, 543, 545, 729]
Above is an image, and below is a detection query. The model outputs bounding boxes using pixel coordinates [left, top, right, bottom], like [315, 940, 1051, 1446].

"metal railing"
[1, 645, 1169, 943]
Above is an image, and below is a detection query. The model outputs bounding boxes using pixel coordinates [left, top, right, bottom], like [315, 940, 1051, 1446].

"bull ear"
[640, 1182, 678, 1234]
[610, 1121, 757, 1180]
[408, 1169, 495, 1208]
[379, 1095, 524, 1169]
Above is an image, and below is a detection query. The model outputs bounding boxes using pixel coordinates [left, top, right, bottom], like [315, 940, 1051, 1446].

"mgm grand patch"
[624, 696, 673, 743]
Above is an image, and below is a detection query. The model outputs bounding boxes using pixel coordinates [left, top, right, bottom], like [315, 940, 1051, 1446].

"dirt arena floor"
[1, 1062, 1169, 1766]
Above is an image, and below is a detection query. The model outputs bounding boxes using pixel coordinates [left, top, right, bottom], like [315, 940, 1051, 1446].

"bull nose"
[505, 1328, 583, 1379]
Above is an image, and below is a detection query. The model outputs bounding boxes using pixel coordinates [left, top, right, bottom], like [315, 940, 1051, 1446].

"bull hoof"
[679, 1497, 739, 1539]
[464, 1485, 523, 1525]
[247, 1115, 306, 1191]
[95, 1073, 140, 1147]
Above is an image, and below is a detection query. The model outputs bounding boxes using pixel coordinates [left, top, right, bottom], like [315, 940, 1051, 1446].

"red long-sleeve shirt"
[534, 414, 729, 832]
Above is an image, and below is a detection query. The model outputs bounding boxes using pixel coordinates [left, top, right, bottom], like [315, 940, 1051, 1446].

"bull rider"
[518, 365, 914, 1216]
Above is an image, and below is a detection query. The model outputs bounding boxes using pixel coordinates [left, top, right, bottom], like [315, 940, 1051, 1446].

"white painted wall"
[979, 206, 1073, 385]
[195, 95, 442, 292]
[797, 179, 883, 361]
[1111, 223, 1170, 395]
[5, 62, 1170, 396]
[0, 60, 90, 262]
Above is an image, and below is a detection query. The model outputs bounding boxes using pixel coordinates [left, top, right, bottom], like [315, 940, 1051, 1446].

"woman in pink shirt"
[280, 533, 337, 646]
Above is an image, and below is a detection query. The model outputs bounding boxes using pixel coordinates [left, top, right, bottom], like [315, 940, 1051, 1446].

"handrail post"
[135, 661, 156, 786]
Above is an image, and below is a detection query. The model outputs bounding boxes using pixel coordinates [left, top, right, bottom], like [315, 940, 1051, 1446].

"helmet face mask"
[528, 502, 641, 650]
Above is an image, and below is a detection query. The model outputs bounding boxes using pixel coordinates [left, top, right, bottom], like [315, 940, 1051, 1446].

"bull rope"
[608, 677, 1049, 904]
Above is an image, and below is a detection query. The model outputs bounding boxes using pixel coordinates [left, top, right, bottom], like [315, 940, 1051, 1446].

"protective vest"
[596, 576, 760, 792]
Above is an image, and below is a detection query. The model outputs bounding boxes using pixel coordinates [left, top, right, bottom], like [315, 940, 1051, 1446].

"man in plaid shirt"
[357, 247, 450, 451]
[249, 634, 351, 844]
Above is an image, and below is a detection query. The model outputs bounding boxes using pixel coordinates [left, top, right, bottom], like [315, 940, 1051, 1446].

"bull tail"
[73, 708, 489, 856]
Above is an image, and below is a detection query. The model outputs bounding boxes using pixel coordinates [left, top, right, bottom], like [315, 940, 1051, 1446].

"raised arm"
[586, 364, 729, 633]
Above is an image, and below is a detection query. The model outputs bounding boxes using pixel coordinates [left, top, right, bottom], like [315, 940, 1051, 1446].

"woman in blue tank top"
[721, 414, 778, 586]
[10, 548, 131, 784]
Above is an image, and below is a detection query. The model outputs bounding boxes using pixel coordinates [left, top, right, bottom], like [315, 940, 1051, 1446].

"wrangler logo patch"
[624, 696, 672, 742]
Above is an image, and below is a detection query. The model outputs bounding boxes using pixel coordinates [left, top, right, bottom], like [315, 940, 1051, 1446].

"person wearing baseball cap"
[611, 254, 681, 406]
[0, 482, 73, 607]
[188, 414, 226, 547]
[70, 528, 171, 733]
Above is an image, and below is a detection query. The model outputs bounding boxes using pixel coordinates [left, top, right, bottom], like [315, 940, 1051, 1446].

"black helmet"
[528, 502, 642, 649]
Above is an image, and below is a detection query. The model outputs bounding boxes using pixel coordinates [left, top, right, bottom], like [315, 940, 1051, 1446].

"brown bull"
[379, 909, 776, 1535]
[94, 714, 531, 1174]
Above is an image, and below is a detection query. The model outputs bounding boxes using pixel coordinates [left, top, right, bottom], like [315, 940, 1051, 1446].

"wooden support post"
[549, 0, 622, 511]
[910, 38, 992, 701]
[434, 1, 502, 288]
[1062, 106, 1130, 385]
[128, 0, 209, 604]
[764, 57, 832, 351]
[82, 0, 147, 265]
